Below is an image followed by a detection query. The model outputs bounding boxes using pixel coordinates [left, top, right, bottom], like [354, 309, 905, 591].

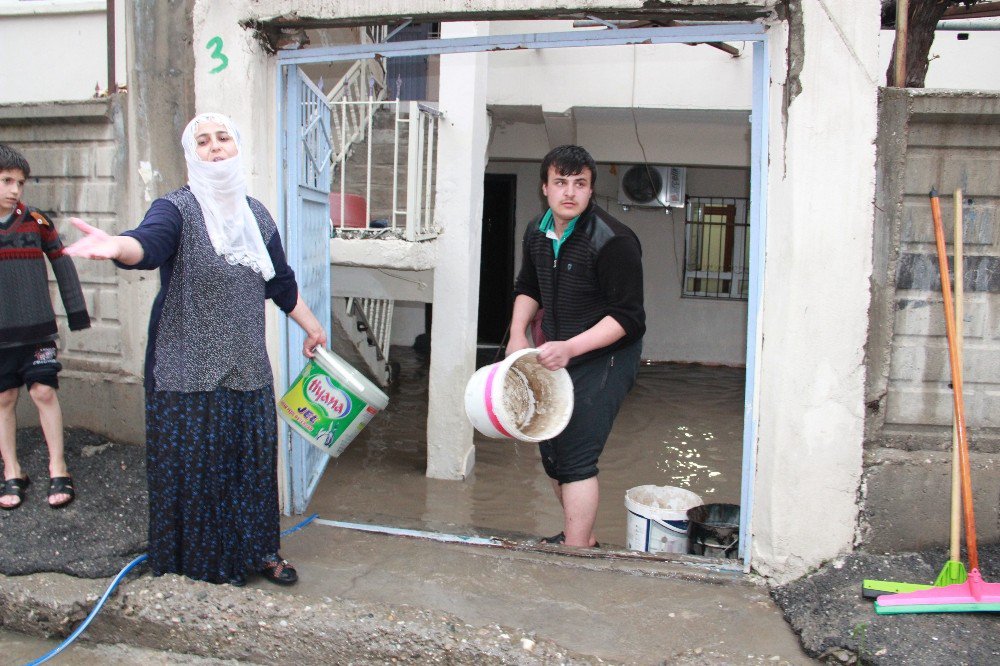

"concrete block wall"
[863, 90, 1000, 551]
[0, 100, 146, 444]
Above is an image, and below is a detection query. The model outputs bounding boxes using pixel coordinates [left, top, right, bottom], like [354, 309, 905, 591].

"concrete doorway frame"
[275, 22, 769, 567]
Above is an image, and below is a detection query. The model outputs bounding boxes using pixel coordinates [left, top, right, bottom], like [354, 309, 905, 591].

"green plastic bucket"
[277, 347, 389, 457]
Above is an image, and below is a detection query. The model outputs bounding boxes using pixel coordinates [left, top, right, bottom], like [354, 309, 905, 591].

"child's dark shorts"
[0, 342, 62, 391]
[539, 339, 641, 485]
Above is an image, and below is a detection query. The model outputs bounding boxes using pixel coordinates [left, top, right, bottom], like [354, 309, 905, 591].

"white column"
[752, 0, 880, 580]
[425, 22, 490, 480]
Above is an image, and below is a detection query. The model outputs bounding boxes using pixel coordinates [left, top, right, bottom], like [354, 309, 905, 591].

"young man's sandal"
[47, 476, 75, 509]
[0, 476, 30, 510]
[538, 532, 600, 548]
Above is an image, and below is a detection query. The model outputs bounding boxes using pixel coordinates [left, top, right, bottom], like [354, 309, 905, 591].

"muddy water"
[308, 347, 744, 548]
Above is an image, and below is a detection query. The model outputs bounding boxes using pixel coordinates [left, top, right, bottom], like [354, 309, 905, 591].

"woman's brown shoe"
[258, 553, 298, 585]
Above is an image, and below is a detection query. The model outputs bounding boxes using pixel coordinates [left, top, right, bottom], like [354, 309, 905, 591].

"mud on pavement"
[0, 570, 600, 665]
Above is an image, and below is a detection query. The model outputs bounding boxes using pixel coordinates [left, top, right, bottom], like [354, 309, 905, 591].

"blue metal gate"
[279, 66, 333, 514]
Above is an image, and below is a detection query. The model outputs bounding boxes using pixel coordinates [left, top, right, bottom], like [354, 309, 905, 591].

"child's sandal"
[0, 476, 30, 510]
[47, 476, 75, 509]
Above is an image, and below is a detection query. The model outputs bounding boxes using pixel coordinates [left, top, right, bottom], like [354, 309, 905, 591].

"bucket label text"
[276, 357, 377, 458]
[305, 375, 352, 419]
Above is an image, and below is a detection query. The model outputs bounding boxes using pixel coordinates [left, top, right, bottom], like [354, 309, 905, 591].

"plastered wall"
[862, 90, 1000, 551]
[748, 2, 879, 580]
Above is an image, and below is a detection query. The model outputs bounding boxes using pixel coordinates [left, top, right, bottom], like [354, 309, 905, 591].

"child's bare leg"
[28, 384, 71, 504]
[0, 387, 22, 508]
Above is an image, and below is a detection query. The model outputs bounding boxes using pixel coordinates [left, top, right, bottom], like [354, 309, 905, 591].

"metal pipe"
[572, 19, 740, 56]
[893, 0, 909, 87]
[315, 518, 503, 546]
[572, 20, 749, 28]
[699, 42, 740, 57]
[936, 19, 1000, 30]
[106, 0, 117, 93]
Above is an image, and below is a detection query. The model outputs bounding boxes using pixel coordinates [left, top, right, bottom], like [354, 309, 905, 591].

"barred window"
[683, 197, 750, 300]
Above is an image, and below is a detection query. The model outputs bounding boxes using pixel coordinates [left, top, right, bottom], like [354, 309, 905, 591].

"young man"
[506, 145, 645, 548]
[0, 144, 90, 510]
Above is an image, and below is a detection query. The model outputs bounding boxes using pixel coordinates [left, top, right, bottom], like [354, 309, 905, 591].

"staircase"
[324, 60, 441, 387]
[329, 297, 397, 386]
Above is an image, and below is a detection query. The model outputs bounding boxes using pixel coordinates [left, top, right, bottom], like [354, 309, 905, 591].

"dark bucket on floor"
[686, 503, 740, 559]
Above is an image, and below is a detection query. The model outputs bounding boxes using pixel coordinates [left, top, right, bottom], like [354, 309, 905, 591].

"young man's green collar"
[539, 209, 579, 258]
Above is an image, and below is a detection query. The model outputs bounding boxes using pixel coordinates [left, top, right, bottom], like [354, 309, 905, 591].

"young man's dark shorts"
[539, 339, 642, 485]
[0, 342, 61, 391]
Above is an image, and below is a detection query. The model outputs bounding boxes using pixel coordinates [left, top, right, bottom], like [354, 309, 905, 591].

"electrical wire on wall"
[629, 44, 684, 286]
[377, 268, 428, 291]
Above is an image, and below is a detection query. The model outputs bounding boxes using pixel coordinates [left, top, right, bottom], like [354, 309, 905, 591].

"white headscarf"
[181, 113, 275, 280]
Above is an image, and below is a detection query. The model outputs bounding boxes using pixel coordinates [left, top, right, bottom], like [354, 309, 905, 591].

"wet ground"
[0, 628, 241, 665]
[772, 545, 1000, 665]
[309, 346, 745, 548]
[4, 346, 996, 663]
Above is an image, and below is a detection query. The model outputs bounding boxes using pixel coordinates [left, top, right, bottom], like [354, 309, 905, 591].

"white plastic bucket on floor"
[625, 485, 704, 554]
[463, 348, 574, 443]
[277, 346, 389, 457]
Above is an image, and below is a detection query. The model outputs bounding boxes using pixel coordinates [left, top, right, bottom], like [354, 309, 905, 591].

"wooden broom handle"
[930, 190, 977, 571]
[950, 189, 963, 563]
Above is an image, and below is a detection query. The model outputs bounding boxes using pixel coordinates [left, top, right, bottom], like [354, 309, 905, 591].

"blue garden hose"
[24, 512, 319, 666]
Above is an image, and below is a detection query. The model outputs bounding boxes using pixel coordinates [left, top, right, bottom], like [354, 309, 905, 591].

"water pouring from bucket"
[464, 348, 574, 442]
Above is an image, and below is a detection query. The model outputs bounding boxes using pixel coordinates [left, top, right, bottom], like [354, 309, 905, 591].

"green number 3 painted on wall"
[206, 36, 229, 74]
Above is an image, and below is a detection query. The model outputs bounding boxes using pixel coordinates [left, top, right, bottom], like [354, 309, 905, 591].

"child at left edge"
[0, 143, 91, 510]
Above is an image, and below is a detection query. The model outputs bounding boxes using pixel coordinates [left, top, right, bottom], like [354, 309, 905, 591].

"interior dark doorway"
[477, 173, 517, 348]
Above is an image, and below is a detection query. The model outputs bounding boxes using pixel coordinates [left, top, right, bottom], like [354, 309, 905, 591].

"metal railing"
[346, 297, 394, 362]
[327, 59, 386, 164]
[397, 101, 441, 241]
[329, 99, 442, 242]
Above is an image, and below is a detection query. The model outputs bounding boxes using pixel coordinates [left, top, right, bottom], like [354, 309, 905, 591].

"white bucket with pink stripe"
[464, 348, 574, 442]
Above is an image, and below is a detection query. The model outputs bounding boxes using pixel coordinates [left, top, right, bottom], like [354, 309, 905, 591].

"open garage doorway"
[279, 21, 767, 566]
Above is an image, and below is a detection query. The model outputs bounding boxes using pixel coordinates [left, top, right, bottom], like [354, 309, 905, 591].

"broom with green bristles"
[875, 190, 1000, 615]
[861, 189, 967, 600]
[933, 188, 968, 589]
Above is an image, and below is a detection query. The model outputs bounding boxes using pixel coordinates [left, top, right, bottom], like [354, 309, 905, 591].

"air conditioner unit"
[617, 165, 687, 208]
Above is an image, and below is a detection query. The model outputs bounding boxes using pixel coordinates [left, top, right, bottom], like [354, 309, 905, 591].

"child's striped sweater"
[0, 202, 90, 347]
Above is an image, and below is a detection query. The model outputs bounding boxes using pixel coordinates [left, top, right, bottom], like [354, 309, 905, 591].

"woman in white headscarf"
[65, 113, 326, 587]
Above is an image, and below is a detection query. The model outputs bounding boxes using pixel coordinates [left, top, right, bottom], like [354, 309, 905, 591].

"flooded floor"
[308, 346, 745, 549]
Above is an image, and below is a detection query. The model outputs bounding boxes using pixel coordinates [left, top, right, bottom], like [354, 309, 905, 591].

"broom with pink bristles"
[875, 190, 1000, 615]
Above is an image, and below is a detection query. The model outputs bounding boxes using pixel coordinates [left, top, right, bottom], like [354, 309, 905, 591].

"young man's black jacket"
[513, 202, 645, 366]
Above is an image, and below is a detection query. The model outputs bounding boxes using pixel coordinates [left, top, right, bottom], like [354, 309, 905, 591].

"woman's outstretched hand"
[63, 218, 121, 260]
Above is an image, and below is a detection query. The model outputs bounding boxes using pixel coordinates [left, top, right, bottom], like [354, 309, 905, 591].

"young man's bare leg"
[561, 477, 599, 547]
[29, 383, 71, 505]
[0, 387, 24, 508]
[549, 477, 563, 505]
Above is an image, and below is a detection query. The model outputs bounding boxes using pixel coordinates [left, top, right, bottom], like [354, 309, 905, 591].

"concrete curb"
[0, 571, 602, 664]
